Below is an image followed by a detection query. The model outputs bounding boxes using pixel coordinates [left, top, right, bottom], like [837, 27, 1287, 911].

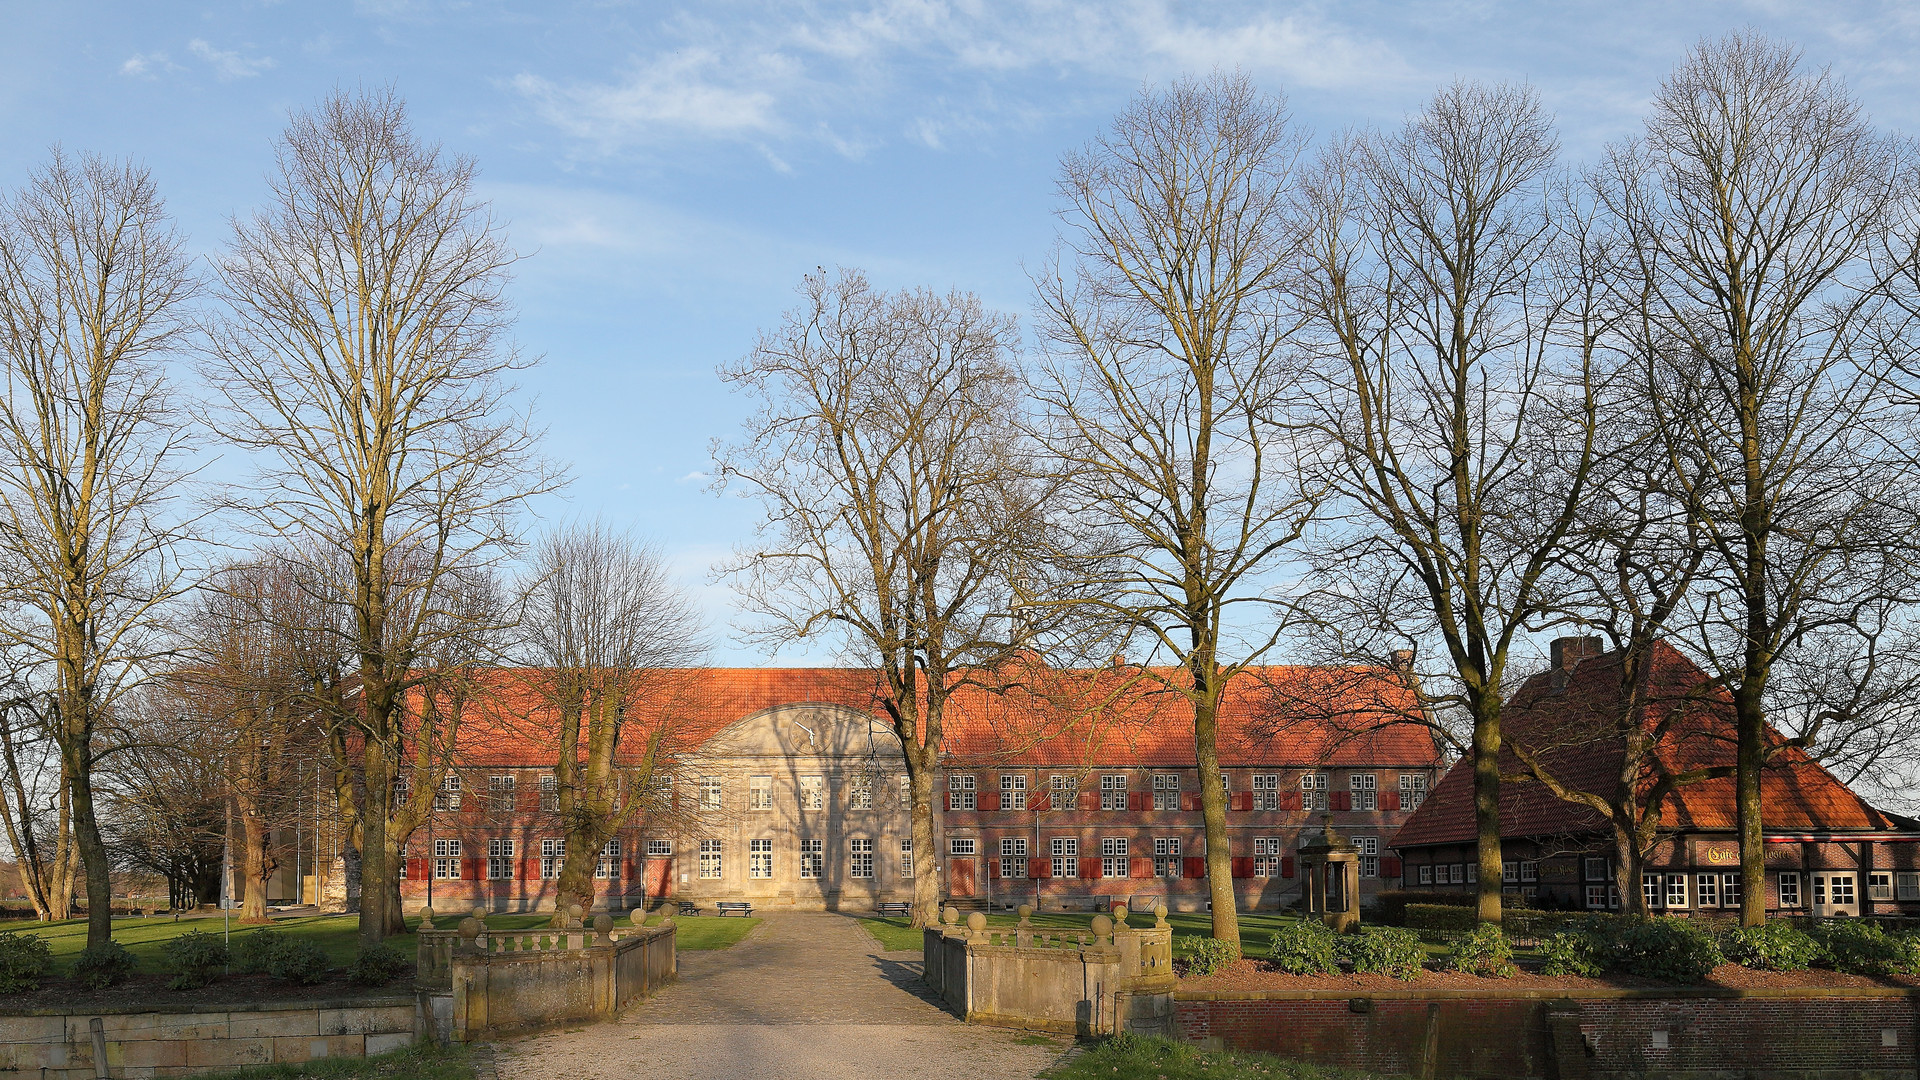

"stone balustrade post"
[1015, 904, 1034, 948]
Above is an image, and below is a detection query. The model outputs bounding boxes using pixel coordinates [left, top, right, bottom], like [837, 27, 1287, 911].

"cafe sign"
[1692, 840, 1739, 866]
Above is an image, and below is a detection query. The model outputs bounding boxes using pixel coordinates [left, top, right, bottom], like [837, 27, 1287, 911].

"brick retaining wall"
[1173, 988, 1920, 1080]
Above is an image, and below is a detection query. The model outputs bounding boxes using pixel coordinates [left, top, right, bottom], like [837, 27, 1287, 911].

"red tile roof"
[437, 662, 1444, 772]
[1389, 642, 1903, 850]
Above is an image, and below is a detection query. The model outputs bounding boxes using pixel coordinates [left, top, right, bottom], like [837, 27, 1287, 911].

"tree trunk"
[357, 738, 394, 946]
[1472, 703, 1504, 925]
[239, 802, 274, 923]
[907, 753, 939, 929]
[65, 731, 113, 945]
[1735, 688, 1767, 926]
[1612, 820, 1646, 917]
[1195, 696, 1241, 955]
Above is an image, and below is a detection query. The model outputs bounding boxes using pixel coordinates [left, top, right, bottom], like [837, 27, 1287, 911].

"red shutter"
[1183, 857, 1206, 879]
[1380, 791, 1401, 811]
[1230, 791, 1253, 812]
[409, 857, 428, 880]
[1231, 857, 1254, 879]
[1179, 793, 1196, 812]
[1331, 790, 1352, 812]
[522, 857, 541, 880]
[1030, 857, 1051, 879]
[1281, 856, 1295, 879]
[1280, 791, 1302, 811]
[1128, 792, 1148, 812]
[1078, 791, 1098, 812]
[464, 857, 482, 880]
[1030, 791, 1051, 812]
[1079, 857, 1100, 880]
[978, 791, 1000, 812]
[1130, 856, 1154, 879]
[986, 856, 1000, 879]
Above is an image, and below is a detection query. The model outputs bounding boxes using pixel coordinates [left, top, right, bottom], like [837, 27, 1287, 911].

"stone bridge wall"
[924, 904, 1176, 1037]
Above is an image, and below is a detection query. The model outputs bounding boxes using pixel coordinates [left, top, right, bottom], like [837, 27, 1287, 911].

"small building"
[1389, 637, 1920, 917]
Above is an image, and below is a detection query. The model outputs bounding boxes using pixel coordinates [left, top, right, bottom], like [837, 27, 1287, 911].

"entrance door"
[1811, 873, 1858, 917]
[948, 858, 976, 899]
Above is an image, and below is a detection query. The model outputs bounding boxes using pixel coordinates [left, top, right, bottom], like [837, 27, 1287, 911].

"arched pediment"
[697, 702, 903, 762]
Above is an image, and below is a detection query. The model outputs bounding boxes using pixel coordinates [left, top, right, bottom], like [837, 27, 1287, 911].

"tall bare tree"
[0, 680, 73, 920]
[1292, 82, 1602, 924]
[1029, 71, 1311, 951]
[717, 267, 1040, 928]
[205, 88, 556, 944]
[518, 523, 705, 923]
[0, 150, 196, 948]
[1598, 31, 1920, 924]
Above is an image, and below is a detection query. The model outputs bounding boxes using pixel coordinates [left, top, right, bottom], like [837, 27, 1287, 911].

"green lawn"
[4, 909, 751, 976]
[1044, 1035, 1383, 1080]
[860, 909, 1309, 958]
[194, 1043, 475, 1080]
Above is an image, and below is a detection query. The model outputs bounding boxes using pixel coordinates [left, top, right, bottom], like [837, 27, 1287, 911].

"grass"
[1043, 1035, 1383, 1080]
[191, 1042, 474, 1079]
[4, 909, 754, 976]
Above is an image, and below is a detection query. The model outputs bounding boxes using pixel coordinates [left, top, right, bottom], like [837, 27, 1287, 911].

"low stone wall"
[418, 908, 677, 1041]
[1173, 987, 1920, 1080]
[0, 996, 417, 1079]
[925, 904, 1176, 1037]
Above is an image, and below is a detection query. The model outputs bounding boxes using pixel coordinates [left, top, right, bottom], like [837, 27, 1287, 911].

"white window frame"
[1153, 837, 1181, 877]
[1000, 773, 1027, 811]
[1870, 872, 1893, 900]
[1666, 874, 1689, 909]
[1721, 872, 1741, 909]
[850, 838, 874, 879]
[798, 838, 823, 879]
[949, 837, 976, 857]
[434, 838, 462, 879]
[1643, 872, 1662, 909]
[1152, 773, 1180, 811]
[541, 837, 566, 879]
[539, 774, 559, 812]
[1778, 871, 1800, 908]
[1399, 773, 1427, 810]
[1520, 860, 1537, 883]
[489, 774, 515, 812]
[1100, 774, 1127, 811]
[1251, 773, 1279, 811]
[750, 838, 774, 879]
[1050, 836, 1077, 879]
[948, 774, 977, 811]
[999, 837, 1027, 880]
[1502, 860, 1519, 883]
[435, 773, 461, 812]
[900, 838, 913, 876]
[487, 838, 514, 880]
[800, 775, 824, 811]
[900, 775, 913, 806]
[646, 839, 672, 858]
[1300, 773, 1328, 811]
[1049, 774, 1078, 810]
[749, 775, 773, 811]
[1355, 836, 1378, 878]
[1696, 872, 1718, 908]
[848, 774, 874, 810]
[1100, 837, 1128, 878]
[596, 838, 622, 879]
[1583, 857, 1608, 881]
[699, 838, 722, 879]
[1418, 864, 1433, 886]
[1350, 772, 1377, 811]
[1253, 836, 1283, 878]
[1899, 872, 1920, 901]
[699, 776, 722, 811]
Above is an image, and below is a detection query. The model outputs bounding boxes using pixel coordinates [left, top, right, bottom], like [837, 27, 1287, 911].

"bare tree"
[0, 679, 73, 920]
[99, 686, 227, 911]
[1597, 31, 1920, 925]
[0, 150, 197, 947]
[717, 268, 1040, 928]
[1029, 71, 1311, 951]
[205, 88, 557, 944]
[517, 522, 705, 923]
[1292, 82, 1602, 924]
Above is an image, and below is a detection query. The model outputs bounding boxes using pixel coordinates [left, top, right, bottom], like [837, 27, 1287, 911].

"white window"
[1100, 774, 1127, 811]
[1300, 773, 1328, 811]
[540, 774, 559, 812]
[750, 838, 774, 879]
[798, 838, 822, 879]
[699, 776, 722, 811]
[392, 776, 410, 808]
[1001, 774, 1027, 811]
[800, 775, 824, 811]
[749, 775, 773, 811]
[1350, 773, 1377, 811]
[1399, 773, 1427, 810]
[900, 838, 913, 877]
[850, 838, 874, 879]
[1666, 874, 1688, 908]
[1356, 836, 1378, 878]
[1101, 837, 1128, 878]
[1778, 871, 1800, 907]
[1051, 837, 1077, 879]
[949, 837, 976, 857]
[1585, 884, 1614, 909]
[1696, 873, 1718, 908]
[999, 837, 1027, 880]
[849, 775, 873, 810]
[1899, 872, 1920, 901]
[1722, 872, 1741, 908]
[900, 775, 913, 806]
[1152, 773, 1180, 811]
[1829, 875, 1856, 907]
[434, 838, 462, 879]
[646, 839, 672, 858]
[541, 837, 566, 879]
[1503, 860, 1519, 883]
[1153, 837, 1181, 877]
[948, 774, 977, 811]
[1418, 864, 1432, 886]
[1520, 860, 1537, 883]
[596, 838, 622, 879]
[1253, 836, 1284, 878]
[487, 838, 514, 879]
[1050, 775, 1077, 809]
[1643, 872, 1661, 909]
[435, 773, 461, 811]
[1452, 863, 1466, 884]
[490, 774, 515, 812]
[1583, 857, 1608, 881]
[699, 839, 722, 879]
[1465, 863, 1477, 883]
[1870, 872, 1893, 900]
[1252, 774, 1279, 811]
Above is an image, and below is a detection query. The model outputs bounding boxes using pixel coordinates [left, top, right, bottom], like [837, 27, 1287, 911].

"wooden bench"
[716, 901, 753, 917]
[676, 900, 702, 916]
[875, 901, 911, 918]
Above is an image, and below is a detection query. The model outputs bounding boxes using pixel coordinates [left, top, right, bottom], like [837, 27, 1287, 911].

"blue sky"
[7, 1, 1920, 663]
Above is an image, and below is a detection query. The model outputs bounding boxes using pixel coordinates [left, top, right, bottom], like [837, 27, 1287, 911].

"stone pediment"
[696, 702, 903, 762]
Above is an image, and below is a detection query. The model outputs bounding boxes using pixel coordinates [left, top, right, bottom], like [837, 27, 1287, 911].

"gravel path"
[494, 912, 1069, 1080]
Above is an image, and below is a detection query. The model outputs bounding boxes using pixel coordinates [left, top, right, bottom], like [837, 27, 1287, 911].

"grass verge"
[642, 912, 761, 950]
[191, 1042, 474, 1080]
[1043, 1035, 1383, 1080]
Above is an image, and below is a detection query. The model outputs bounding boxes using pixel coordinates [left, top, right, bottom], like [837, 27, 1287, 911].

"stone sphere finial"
[1113, 902, 1130, 928]
[965, 912, 987, 936]
[471, 905, 487, 922]
[1154, 904, 1170, 928]
[942, 906, 959, 926]
[458, 916, 481, 941]
[418, 906, 436, 930]
[568, 903, 584, 923]
[630, 907, 647, 927]
[593, 913, 614, 934]
[1090, 914, 1113, 942]
[1016, 904, 1033, 925]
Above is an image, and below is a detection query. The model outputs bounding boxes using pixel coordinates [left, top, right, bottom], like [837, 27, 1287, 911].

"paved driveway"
[494, 913, 1068, 1080]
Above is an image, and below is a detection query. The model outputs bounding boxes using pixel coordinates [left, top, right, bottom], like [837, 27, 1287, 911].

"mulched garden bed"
[1178, 958, 1920, 993]
[1, 971, 412, 1011]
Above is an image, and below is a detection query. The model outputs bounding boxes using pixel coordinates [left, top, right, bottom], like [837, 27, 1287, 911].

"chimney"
[1389, 649, 1414, 671]
[1550, 636, 1603, 673]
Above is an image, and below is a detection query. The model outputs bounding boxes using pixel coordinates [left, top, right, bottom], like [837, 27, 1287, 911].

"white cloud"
[513, 48, 788, 147]
[677, 471, 710, 483]
[120, 52, 180, 78]
[188, 39, 276, 80]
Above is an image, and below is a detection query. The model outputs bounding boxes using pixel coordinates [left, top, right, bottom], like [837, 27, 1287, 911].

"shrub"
[0, 931, 55, 993]
[1538, 927, 1609, 978]
[1182, 936, 1237, 978]
[1720, 921, 1820, 972]
[1267, 919, 1338, 976]
[162, 930, 230, 990]
[1611, 918, 1722, 983]
[1446, 923, 1516, 978]
[72, 940, 136, 990]
[231, 929, 282, 974]
[1403, 904, 1476, 932]
[265, 938, 330, 985]
[347, 943, 412, 987]
[1811, 919, 1920, 976]
[1338, 926, 1424, 980]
